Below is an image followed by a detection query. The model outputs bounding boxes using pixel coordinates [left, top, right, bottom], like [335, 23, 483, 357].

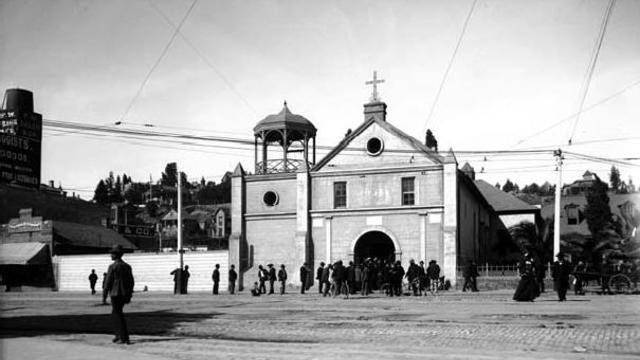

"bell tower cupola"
[253, 102, 317, 174]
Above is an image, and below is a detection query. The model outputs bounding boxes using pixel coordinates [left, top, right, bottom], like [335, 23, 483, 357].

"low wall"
[53, 251, 228, 292]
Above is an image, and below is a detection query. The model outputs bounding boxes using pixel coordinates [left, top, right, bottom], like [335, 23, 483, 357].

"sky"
[1, 0, 639, 198]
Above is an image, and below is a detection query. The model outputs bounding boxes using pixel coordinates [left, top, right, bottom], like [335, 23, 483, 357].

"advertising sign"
[113, 224, 156, 238]
[0, 110, 42, 188]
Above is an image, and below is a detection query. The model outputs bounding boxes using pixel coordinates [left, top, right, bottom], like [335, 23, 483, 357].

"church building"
[230, 77, 493, 288]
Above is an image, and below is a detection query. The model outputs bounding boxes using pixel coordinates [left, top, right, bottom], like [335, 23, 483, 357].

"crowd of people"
[246, 258, 451, 298]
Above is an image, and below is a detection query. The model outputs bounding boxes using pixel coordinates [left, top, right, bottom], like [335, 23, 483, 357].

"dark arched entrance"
[353, 231, 395, 265]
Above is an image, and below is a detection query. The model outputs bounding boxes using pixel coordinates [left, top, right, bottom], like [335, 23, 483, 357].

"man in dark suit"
[228, 264, 237, 294]
[552, 252, 572, 301]
[278, 264, 288, 295]
[104, 245, 134, 345]
[316, 262, 325, 294]
[299, 263, 309, 294]
[267, 264, 276, 295]
[88, 269, 98, 295]
[212, 264, 220, 295]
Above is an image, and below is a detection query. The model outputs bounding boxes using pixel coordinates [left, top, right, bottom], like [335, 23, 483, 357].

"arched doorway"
[353, 231, 396, 265]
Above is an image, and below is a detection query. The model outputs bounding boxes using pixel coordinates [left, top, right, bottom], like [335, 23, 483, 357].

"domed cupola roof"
[253, 102, 316, 141]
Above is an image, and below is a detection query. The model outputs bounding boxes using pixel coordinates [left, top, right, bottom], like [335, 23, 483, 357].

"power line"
[118, 0, 199, 124]
[145, 0, 258, 116]
[423, 0, 477, 131]
[512, 77, 640, 148]
[568, 0, 616, 144]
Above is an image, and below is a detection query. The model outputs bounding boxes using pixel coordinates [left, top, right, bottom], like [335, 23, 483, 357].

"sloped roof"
[473, 179, 539, 213]
[0, 242, 50, 265]
[53, 221, 136, 250]
[313, 114, 445, 170]
[253, 103, 317, 138]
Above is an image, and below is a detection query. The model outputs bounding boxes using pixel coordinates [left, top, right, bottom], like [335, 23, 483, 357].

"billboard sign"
[0, 110, 42, 188]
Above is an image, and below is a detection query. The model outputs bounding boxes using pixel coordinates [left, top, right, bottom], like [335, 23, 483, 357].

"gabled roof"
[473, 179, 539, 213]
[53, 221, 136, 250]
[312, 115, 445, 171]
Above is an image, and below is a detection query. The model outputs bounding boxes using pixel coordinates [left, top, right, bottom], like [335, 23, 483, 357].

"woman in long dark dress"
[513, 252, 540, 302]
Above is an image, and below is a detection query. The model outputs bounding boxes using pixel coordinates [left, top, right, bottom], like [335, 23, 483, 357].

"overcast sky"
[1, 0, 638, 198]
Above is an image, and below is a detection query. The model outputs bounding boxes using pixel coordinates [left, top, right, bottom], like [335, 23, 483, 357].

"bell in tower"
[253, 102, 317, 174]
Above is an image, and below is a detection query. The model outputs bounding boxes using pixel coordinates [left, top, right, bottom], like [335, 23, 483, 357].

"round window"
[263, 191, 279, 206]
[366, 137, 383, 156]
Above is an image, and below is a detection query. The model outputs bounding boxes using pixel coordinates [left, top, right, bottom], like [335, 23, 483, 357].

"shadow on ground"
[0, 310, 219, 338]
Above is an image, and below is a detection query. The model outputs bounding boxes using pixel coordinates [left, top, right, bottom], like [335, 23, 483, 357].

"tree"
[522, 183, 540, 194]
[502, 179, 516, 193]
[93, 180, 109, 205]
[162, 162, 178, 187]
[583, 175, 621, 263]
[425, 129, 438, 152]
[609, 166, 621, 193]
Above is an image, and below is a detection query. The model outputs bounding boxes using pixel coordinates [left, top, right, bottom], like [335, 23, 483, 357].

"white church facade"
[229, 81, 502, 289]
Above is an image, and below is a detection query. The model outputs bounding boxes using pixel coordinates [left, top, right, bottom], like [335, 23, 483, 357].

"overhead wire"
[568, 0, 616, 144]
[118, 0, 200, 124]
[424, 0, 478, 132]
[145, 0, 258, 116]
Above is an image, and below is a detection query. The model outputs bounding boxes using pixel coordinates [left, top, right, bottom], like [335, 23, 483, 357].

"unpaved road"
[1, 289, 639, 359]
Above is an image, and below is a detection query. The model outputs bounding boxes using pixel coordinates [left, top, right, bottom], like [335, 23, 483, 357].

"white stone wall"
[54, 251, 228, 292]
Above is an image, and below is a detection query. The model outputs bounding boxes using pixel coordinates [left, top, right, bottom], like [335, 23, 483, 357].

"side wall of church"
[243, 175, 299, 283]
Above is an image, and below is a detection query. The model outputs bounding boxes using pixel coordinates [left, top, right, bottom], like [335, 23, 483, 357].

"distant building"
[0, 208, 136, 289]
[541, 171, 640, 244]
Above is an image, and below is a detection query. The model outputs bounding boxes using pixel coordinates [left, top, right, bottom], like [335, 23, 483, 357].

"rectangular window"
[402, 177, 415, 205]
[566, 206, 579, 225]
[334, 181, 347, 208]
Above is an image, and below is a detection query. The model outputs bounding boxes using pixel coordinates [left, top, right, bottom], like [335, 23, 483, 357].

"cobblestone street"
[1, 289, 639, 359]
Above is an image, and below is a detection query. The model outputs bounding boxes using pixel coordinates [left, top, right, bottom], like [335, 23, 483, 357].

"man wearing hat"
[104, 244, 134, 344]
[267, 264, 276, 295]
[551, 252, 571, 301]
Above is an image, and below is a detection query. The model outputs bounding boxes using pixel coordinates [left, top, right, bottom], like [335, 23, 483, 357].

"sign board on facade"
[113, 224, 156, 238]
[0, 110, 42, 188]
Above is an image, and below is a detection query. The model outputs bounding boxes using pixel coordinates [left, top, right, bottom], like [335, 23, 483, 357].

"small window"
[263, 191, 279, 206]
[334, 182, 347, 208]
[402, 177, 415, 205]
[366, 137, 383, 156]
[566, 206, 579, 225]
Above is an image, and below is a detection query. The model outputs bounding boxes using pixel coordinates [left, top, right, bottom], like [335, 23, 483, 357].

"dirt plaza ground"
[1, 288, 639, 360]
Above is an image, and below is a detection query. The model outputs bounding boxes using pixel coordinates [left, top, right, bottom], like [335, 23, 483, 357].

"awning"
[0, 242, 50, 265]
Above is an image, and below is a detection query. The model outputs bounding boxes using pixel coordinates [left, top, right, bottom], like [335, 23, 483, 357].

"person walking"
[513, 251, 539, 302]
[316, 262, 325, 294]
[360, 262, 370, 296]
[418, 261, 426, 295]
[257, 265, 267, 294]
[228, 264, 238, 294]
[462, 260, 479, 292]
[170, 267, 182, 294]
[212, 264, 220, 295]
[427, 260, 441, 294]
[346, 261, 356, 295]
[89, 269, 98, 295]
[322, 263, 332, 297]
[182, 265, 190, 294]
[573, 261, 585, 295]
[552, 252, 571, 301]
[406, 259, 421, 296]
[299, 262, 309, 294]
[278, 264, 288, 295]
[104, 245, 134, 345]
[268, 264, 276, 295]
[101, 272, 109, 304]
